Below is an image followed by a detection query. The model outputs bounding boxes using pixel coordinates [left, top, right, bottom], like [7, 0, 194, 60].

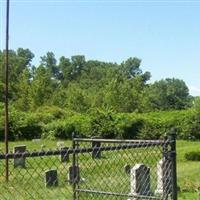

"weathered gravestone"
[92, 137, 101, 159]
[129, 164, 151, 199]
[45, 169, 58, 187]
[155, 159, 171, 196]
[57, 141, 64, 148]
[13, 145, 26, 168]
[32, 138, 41, 142]
[60, 147, 69, 163]
[68, 166, 80, 184]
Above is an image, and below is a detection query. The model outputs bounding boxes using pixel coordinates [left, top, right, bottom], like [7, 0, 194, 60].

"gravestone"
[60, 147, 69, 163]
[155, 159, 171, 196]
[129, 164, 151, 198]
[45, 169, 58, 187]
[92, 137, 101, 159]
[57, 141, 64, 148]
[13, 145, 26, 168]
[68, 166, 80, 184]
[32, 138, 41, 142]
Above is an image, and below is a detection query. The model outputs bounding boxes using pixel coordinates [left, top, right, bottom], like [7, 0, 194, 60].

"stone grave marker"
[32, 138, 41, 142]
[45, 169, 58, 187]
[60, 147, 69, 163]
[68, 166, 80, 184]
[155, 159, 171, 196]
[57, 141, 64, 148]
[92, 137, 101, 159]
[13, 145, 26, 168]
[129, 164, 151, 198]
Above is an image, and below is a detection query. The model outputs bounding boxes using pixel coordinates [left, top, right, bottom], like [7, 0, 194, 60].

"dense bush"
[185, 151, 200, 161]
[138, 110, 200, 139]
[42, 114, 92, 139]
[0, 104, 200, 140]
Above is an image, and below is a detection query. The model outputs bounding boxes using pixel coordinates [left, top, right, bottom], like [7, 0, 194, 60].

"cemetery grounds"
[0, 140, 199, 200]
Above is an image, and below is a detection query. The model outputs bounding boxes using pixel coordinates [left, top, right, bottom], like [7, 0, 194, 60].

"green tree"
[0, 48, 34, 101]
[14, 68, 32, 111]
[121, 57, 150, 82]
[70, 55, 85, 80]
[58, 56, 71, 85]
[30, 66, 54, 108]
[145, 78, 191, 110]
[40, 52, 59, 79]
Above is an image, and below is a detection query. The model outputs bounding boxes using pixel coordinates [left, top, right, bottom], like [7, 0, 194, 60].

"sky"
[0, 0, 200, 96]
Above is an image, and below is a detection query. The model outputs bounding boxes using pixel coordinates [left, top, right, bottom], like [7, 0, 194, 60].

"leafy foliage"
[0, 48, 196, 140]
[0, 103, 200, 140]
[185, 151, 200, 161]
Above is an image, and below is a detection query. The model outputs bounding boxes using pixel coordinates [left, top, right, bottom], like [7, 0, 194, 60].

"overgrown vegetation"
[0, 103, 200, 140]
[0, 48, 198, 140]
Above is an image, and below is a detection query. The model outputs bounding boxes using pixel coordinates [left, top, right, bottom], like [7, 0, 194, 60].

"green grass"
[176, 140, 200, 200]
[0, 140, 199, 199]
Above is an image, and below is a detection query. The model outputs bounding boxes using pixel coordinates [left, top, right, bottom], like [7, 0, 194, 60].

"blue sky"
[1, 0, 200, 96]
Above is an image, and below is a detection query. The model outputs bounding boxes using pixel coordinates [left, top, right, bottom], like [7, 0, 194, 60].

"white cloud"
[189, 86, 200, 97]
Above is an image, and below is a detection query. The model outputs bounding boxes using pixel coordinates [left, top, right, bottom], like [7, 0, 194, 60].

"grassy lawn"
[176, 140, 200, 200]
[0, 140, 199, 199]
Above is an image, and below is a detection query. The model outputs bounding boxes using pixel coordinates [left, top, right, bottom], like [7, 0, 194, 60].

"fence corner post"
[169, 128, 177, 200]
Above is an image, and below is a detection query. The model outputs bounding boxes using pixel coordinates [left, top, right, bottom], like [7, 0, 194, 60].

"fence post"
[169, 128, 177, 200]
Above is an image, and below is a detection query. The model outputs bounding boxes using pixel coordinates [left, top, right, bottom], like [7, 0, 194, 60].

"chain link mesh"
[0, 138, 175, 200]
[0, 149, 73, 200]
[74, 139, 173, 200]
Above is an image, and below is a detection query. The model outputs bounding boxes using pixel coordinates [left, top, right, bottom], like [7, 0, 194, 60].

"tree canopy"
[0, 48, 193, 113]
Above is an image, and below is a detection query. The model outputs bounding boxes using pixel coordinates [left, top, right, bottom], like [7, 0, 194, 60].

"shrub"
[114, 113, 144, 139]
[42, 114, 92, 139]
[185, 151, 200, 161]
[9, 110, 42, 140]
[1, 104, 200, 140]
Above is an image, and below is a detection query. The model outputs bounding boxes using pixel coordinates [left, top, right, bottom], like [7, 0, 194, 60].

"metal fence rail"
[0, 132, 177, 200]
[73, 133, 177, 200]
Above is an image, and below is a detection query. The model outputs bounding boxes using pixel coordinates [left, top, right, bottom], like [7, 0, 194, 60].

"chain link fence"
[0, 132, 177, 200]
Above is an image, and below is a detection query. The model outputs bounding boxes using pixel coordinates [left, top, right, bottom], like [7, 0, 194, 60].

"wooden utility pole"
[5, 0, 10, 182]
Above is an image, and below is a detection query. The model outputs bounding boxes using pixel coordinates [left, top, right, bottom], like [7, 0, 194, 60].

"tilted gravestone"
[13, 145, 26, 168]
[68, 166, 80, 184]
[44, 169, 58, 187]
[60, 147, 69, 163]
[129, 164, 151, 198]
[155, 159, 171, 196]
[92, 137, 101, 159]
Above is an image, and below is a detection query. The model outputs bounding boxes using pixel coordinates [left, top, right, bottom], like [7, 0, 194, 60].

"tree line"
[0, 48, 193, 113]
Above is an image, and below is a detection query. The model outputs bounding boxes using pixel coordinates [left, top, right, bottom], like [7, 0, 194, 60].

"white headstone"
[155, 159, 171, 196]
[155, 159, 164, 194]
[32, 139, 41, 142]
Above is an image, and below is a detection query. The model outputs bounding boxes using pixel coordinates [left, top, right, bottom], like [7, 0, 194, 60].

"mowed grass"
[0, 140, 199, 199]
[176, 140, 200, 200]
